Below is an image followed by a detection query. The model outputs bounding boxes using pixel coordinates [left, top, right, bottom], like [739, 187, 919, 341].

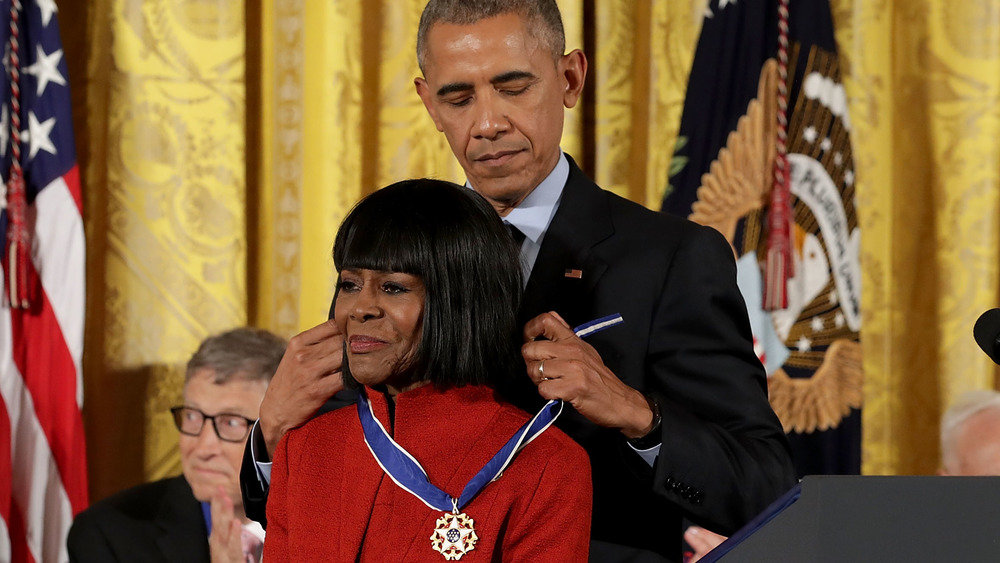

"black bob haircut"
[333, 178, 523, 390]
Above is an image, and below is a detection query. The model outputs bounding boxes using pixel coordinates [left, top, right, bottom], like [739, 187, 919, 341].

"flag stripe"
[0, 340, 74, 563]
[61, 165, 83, 217]
[0, 392, 13, 562]
[33, 172, 86, 404]
[5, 500, 36, 563]
[11, 433, 73, 563]
[0, 514, 10, 563]
[8, 296, 87, 514]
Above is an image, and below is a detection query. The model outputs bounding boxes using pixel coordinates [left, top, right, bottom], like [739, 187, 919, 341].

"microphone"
[973, 308, 1000, 365]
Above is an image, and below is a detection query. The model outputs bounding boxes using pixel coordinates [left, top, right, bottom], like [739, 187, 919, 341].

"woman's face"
[335, 268, 426, 394]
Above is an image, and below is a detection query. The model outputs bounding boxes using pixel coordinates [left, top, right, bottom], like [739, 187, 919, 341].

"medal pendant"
[430, 511, 478, 560]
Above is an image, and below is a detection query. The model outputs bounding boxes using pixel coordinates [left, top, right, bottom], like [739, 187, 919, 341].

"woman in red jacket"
[264, 179, 592, 562]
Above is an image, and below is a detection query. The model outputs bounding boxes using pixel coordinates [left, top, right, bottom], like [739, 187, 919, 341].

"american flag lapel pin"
[564, 269, 583, 279]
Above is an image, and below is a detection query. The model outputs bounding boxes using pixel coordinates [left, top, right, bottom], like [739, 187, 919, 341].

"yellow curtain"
[69, 0, 1000, 500]
[76, 0, 247, 500]
[832, 0, 1000, 475]
[253, 0, 463, 335]
[591, 1, 704, 207]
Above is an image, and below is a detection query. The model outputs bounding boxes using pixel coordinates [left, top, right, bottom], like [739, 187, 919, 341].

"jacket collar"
[154, 477, 211, 563]
[521, 154, 614, 324]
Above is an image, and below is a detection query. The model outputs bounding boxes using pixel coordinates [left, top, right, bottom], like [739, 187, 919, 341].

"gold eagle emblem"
[687, 59, 863, 434]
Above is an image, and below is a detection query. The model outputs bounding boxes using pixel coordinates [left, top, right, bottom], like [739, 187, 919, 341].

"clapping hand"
[208, 487, 244, 563]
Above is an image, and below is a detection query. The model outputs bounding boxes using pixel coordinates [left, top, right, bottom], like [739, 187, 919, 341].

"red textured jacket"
[265, 384, 592, 562]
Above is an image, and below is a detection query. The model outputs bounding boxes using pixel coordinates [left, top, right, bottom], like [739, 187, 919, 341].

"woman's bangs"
[337, 215, 428, 276]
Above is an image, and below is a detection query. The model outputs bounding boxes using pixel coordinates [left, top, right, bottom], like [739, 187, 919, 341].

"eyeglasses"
[170, 406, 254, 443]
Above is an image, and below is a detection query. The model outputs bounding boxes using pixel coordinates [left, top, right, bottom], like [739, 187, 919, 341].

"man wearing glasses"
[68, 328, 286, 563]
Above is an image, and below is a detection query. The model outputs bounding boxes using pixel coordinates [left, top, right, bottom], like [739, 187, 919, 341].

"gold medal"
[430, 511, 478, 560]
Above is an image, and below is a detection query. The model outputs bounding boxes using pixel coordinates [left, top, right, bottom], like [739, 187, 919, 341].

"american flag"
[0, 1, 88, 562]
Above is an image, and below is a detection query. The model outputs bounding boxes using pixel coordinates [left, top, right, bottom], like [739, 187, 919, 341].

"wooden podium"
[702, 475, 1000, 562]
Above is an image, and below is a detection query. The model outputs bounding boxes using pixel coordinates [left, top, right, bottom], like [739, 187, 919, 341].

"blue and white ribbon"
[356, 313, 624, 512]
[357, 395, 562, 512]
[573, 313, 623, 338]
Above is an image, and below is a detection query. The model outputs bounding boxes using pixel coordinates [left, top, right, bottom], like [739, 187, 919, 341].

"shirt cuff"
[250, 419, 273, 487]
[629, 442, 660, 467]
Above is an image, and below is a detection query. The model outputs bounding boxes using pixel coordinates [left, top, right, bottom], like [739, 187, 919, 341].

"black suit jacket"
[510, 156, 794, 560]
[67, 476, 210, 563]
[240, 156, 794, 562]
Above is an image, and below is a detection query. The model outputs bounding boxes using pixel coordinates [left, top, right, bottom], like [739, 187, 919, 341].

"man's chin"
[468, 175, 533, 210]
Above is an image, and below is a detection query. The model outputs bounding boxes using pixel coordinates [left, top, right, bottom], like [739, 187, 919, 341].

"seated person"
[68, 328, 286, 563]
[263, 179, 592, 561]
[940, 390, 1000, 476]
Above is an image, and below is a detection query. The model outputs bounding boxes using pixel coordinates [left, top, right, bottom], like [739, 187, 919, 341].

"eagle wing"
[767, 339, 864, 434]
[688, 59, 778, 247]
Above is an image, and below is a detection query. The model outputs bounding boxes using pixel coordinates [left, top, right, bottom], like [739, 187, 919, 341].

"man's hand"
[208, 488, 244, 563]
[259, 319, 345, 457]
[522, 312, 654, 439]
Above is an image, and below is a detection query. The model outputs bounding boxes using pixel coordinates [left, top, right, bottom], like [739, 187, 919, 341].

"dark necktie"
[507, 223, 526, 248]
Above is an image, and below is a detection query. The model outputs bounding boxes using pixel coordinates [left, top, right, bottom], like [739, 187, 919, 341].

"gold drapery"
[67, 0, 248, 499]
[62, 0, 1000, 500]
[832, 0, 1000, 475]
[591, 1, 703, 208]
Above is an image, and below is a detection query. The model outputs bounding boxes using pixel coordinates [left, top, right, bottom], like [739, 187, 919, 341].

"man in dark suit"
[68, 328, 285, 563]
[241, 2, 796, 561]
